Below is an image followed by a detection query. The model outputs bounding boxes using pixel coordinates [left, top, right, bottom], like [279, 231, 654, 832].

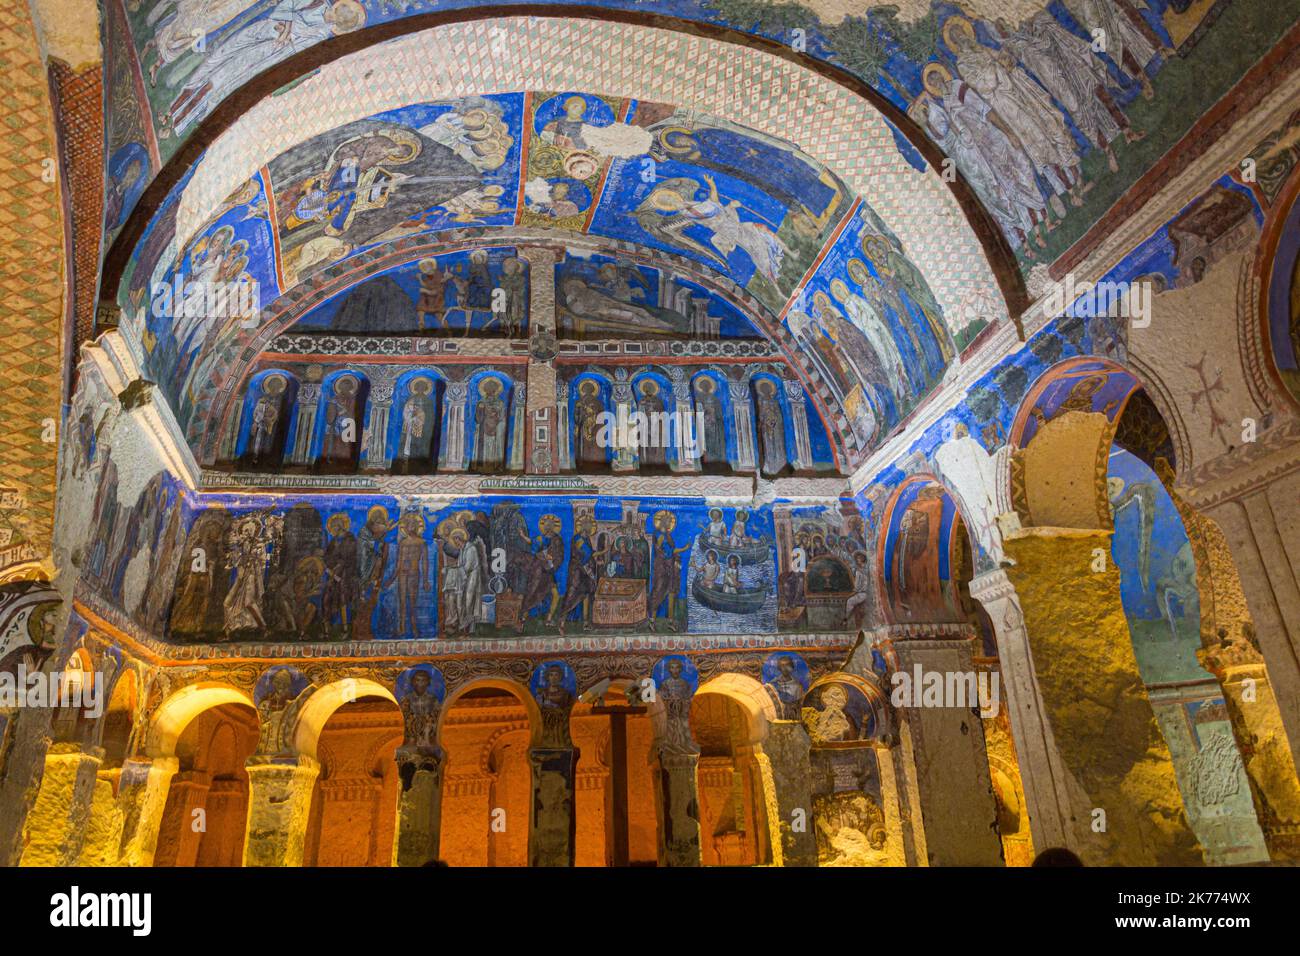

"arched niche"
[235, 368, 298, 470]
[689, 369, 735, 470]
[749, 372, 795, 476]
[311, 370, 370, 473]
[629, 369, 678, 472]
[464, 369, 515, 473]
[387, 367, 446, 475]
[568, 371, 615, 471]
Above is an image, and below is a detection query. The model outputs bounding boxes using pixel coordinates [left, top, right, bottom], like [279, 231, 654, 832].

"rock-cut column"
[241, 755, 320, 867]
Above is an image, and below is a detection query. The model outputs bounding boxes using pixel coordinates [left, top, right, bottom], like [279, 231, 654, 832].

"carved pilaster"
[785, 380, 812, 470]
[729, 381, 755, 472]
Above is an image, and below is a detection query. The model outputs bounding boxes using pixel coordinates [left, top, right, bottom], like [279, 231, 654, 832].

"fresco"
[114, 90, 952, 466]
[105, 0, 1300, 274]
[1106, 447, 1207, 685]
[879, 479, 966, 624]
[789, 203, 959, 447]
[560, 363, 837, 474]
[124, 169, 279, 434]
[591, 102, 852, 317]
[775, 505, 870, 632]
[293, 248, 530, 336]
[266, 97, 524, 284]
[761, 651, 810, 719]
[555, 252, 762, 339]
[396, 663, 445, 751]
[158, 493, 864, 643]
[1267, 184, 1300, 402]
[802, 679, 879, 744]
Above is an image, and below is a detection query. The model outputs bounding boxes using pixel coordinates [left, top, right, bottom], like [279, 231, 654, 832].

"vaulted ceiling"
[101, 1, 1298, 474]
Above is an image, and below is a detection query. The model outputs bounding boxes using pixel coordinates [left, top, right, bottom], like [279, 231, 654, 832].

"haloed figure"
[385, 512, 429, 638]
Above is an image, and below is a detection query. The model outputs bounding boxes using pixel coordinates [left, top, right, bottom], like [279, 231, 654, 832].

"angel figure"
[634, 175, 786, 283]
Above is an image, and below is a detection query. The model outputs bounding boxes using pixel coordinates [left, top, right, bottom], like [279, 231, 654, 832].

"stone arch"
[694, 672, 776, 745]
[291, 677, 399, 762]
[1255, 150, 1300, 410]
[148, 684, 260, 867]
[1008, 356, 1146, 530]
[439, 677, 542, 749]
[102, 11, 1022, 331]
[146, 682, 256, 760]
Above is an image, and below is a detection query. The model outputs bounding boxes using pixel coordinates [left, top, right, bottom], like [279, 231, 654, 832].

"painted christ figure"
[394, 377, 437, 474]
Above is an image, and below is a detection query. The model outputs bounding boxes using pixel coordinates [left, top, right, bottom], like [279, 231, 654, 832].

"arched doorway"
[303, 696, 403, 866]
[154, 701, 260, 866]
[689, 690, 772, 866]
[1003, 355, 1281, 863]
[438, 682, 536, 866]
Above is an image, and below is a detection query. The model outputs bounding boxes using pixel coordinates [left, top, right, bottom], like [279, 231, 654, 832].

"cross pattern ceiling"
[117, 16, 1010, 472]
[105, 0, 1297, 284]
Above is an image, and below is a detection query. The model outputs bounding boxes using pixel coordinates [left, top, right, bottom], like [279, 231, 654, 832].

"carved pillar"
[655, 752, 702, 866]
[873, 743, 910, 865]
[1002, 527, 1202, 864]
[672, 378, 700, 472]
[1191, 476, 1300, 769]
[888, 635, 1005, 866]
[968, 568, 1076, 854]
[153, 771, 211, 866]
[522, 246, 559, 474]
[393, 749, 446, 866]
[784, 380, 813, 470]
[289, 383, 320, 465]
[528, 748, 577, 867]
[511, 383, 528, 472]
[365, 381, 394, 470]
[611, 381, 636, 472]
[77, 769, 125, 866]
[113, 756, 179, 867]
[241, 756, 320, 867]
[19, 744, 102, 866]
[763, 722, 818, 866]
[441, 381, 469, 471]
[730, 381, 756, 472]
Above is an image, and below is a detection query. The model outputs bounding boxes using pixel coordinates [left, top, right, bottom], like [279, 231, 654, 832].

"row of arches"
[564, 366, 824, 475]
[230, 367, 517, 474]
[46, 659, 902, 868]
[866, 353, 1284, 865]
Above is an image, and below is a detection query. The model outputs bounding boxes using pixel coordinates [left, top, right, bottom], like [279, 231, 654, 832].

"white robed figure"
[635, 175, 787, 283]
[1000, 11, 1125, 160]
[918, 63, 1047, 250]
[164, 0, 364, 136]
[945, 17, 1081, 201]
[832, 273, 910, 401]
[145, 0, 260, 83]
[1067, 0, 1162, 90]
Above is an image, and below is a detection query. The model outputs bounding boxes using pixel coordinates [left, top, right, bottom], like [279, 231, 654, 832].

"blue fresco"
[157, 491, 863, 643]
[555, 252, 764, 338]
[1107, 447, 1207, 685]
